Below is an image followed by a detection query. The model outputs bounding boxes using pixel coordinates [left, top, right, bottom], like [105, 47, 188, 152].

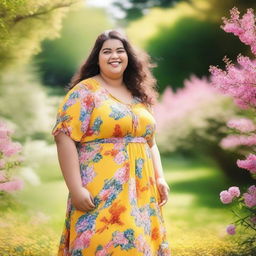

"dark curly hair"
[68, 29, 159, 107]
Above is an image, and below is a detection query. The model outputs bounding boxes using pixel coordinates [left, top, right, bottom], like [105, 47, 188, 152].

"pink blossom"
[1, 141, 22, 157]
[221, 7, 256, 55]
[0, 179, 24, 192]
[220, 135, 256, 149]
[243, 185, 256, 208]
[237, 154, 256, 174]
[220, 190, 233, 204]
[209, 56, 256, 109]
[0, 159, 5, 169]
[153, 75, 229, 134]
[243, 192, 256, 208]
[227, 118, 256, 133]
[248, 185, 256, 195]
[226, 224, 236, 235]
[228, 186, 240, 198]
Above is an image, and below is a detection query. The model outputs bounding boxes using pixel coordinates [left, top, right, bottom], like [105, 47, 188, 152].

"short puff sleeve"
[51, 83, 94, 142]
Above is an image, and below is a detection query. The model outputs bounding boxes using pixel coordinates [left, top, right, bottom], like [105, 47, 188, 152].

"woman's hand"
[156, 177, 170, 207]
[70, 187, 96, 212]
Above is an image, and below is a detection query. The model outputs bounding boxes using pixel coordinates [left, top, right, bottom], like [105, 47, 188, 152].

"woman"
[52, 29, 171, 256]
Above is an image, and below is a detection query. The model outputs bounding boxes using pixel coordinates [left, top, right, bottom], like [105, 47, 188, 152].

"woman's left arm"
[149, 137, 171, 207]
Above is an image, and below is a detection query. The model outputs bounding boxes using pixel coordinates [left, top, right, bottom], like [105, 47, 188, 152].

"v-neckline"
[90, 77, 139, 107]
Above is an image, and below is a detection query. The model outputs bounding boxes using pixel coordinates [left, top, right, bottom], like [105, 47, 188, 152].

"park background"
[0, 0, 256, 255]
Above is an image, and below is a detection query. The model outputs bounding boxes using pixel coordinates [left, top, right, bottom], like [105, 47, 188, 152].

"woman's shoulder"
[65, 78, 99, 100]
[75, 77, 100, 93]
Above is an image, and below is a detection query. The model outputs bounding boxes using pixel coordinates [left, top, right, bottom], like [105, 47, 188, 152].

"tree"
[113, 0, 180, 21]
[34, 7, 113, 88]
[0, 0, 78, 72]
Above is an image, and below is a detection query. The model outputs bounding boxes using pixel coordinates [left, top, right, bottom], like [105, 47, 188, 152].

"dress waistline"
[81, 136, 147, 145]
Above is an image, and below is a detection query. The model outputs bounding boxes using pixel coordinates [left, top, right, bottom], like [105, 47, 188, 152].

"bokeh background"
[0, 0, 255, 255]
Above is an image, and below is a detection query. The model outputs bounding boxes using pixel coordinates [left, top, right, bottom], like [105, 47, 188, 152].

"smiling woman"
[52, 29, 171, 255]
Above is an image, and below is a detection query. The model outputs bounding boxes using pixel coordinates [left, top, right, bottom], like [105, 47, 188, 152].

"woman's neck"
[98, 73, 124, 88]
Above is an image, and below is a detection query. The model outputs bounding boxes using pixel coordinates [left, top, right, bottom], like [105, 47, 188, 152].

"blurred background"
[0, 0, 255, 255]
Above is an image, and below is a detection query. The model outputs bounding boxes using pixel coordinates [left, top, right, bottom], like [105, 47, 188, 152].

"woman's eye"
[103, 51, 111, 54]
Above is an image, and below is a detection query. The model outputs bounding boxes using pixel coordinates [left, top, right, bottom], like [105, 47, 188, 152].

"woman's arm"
[148, 137, 170, 206]
[54, 132, 95, 211]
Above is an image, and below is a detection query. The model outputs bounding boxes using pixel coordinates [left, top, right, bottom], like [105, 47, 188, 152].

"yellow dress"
[52, 77, 171, 256]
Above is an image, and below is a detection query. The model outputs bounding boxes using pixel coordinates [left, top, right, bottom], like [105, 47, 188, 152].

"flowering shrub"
[209, 6, 256, 250]
[0, 121, 24, 194]
[0, 212, 58, 256]
[153, 75, 236, 153]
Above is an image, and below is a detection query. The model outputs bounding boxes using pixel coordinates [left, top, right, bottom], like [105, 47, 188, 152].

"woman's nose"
[110, 51, 119, 59]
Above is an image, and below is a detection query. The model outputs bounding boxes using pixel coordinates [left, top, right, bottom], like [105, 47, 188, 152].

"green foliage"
[114, 0, 256, 22]
[0, 66, 58, 141]
[126, 0, 256, 90]
[113, 0, 180, 21]
[35, 7, 113, 87]
[147, 18, 249, 90]
[0, 0, 78, 72]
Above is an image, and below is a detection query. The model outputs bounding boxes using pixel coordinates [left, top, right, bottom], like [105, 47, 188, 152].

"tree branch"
[12, 1, 80, 24]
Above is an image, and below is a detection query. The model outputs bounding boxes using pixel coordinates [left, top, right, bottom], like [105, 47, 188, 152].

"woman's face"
[98, 39, 128, 79]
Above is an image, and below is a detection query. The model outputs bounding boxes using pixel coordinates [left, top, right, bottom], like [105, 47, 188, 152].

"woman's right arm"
[54, 132, 95, 212]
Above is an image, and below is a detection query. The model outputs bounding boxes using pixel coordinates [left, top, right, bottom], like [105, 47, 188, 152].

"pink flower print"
[114, 143, 125, 151]
[114, 165, 129, 184]
[129, 178, 137, 204]
[114, 151, 126, 165]
[99, 187, 114, 201]
[135, 234, 147, 252]
[112, 231, 128, 245]
[226, 224, 236, 235]
[73, 230, 93, 250]
[220, 190, 233, 204]
[81, 165, 96, 186]
[228, 186, 240, 198]
[80, 149, 98, 162]
[95, 247, 108, 256]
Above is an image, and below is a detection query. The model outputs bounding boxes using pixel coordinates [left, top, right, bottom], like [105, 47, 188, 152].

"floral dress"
[52, 77, 171, 256]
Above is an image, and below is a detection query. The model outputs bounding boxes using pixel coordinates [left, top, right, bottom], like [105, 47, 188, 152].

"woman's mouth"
[108, 61, 121, 68]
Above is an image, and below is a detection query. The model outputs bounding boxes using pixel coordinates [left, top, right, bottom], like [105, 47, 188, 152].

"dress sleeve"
[51, 82, 94, 142]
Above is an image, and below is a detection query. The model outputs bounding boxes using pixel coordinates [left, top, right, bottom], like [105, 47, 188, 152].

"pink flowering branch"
[209, 55, 256, 109]
[227, 118, 256, 133]
[221, 7, 256, 55]
[220, 185, 256, 235]
[237, 154, 256, 175]
[212, 7, 256, 244]
[0, 121, 24, 193]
